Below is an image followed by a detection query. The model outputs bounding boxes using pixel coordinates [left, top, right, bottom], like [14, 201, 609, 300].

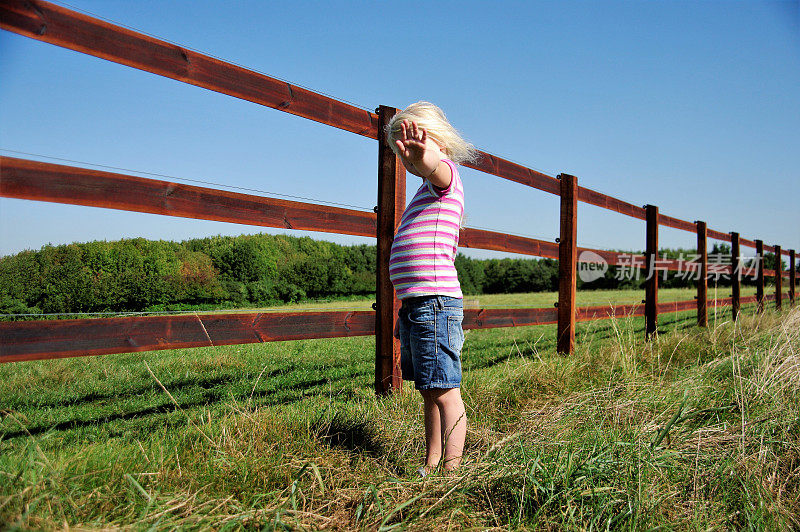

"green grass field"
[2, 287, 798, 530]
[236, 285, 757, 312]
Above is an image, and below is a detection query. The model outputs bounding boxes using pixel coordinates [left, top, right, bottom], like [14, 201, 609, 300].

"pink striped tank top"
[389, 158, 464, 299]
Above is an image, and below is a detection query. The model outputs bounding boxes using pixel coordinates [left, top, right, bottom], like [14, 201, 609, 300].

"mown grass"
[1, 288, 797, 530]
[240, 285, 759, 311]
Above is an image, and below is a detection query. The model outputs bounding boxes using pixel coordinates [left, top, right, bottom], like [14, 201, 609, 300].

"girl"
[385, 101, 479, 477]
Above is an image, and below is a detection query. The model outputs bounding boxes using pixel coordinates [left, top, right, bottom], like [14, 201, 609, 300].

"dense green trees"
[455, 256, 559, 295]
[0, 234, 380, 315]
[0, 234, 793, 317]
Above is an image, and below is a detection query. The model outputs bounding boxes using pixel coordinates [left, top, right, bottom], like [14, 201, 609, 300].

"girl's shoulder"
[426, 158, 462, 198]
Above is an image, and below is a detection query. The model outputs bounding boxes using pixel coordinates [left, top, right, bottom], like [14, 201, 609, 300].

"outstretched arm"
[394, 119, 452, 190]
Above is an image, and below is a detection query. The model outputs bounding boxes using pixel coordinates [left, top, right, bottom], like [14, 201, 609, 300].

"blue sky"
[1, 0, 798, 261]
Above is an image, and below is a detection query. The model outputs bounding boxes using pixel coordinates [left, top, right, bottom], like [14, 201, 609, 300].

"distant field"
[194, 285, 759, 312]
[1, 287, 794, 530]
[1, 285, 759, 319]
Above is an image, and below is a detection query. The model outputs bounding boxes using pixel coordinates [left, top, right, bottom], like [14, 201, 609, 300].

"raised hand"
[394, 119, 442, 178]
[395, 119, 430, 164]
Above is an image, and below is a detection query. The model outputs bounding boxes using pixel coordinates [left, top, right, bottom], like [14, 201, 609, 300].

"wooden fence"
[0, 0, 796, 394]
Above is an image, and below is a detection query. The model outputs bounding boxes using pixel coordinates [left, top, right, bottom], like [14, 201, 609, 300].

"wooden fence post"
[696, 220, 708, 327]
[730, 232, 740, 321]
[557, 173, 577, 355]
[790, 249, 796, 306]
[644, 205, 659, 340]
[755, 239, 765, 313]
[375, 105, 406, 395]
[775, 245, 782, 310]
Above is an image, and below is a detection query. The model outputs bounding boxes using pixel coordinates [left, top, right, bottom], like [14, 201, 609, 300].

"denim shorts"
[398, 295, 465, 390]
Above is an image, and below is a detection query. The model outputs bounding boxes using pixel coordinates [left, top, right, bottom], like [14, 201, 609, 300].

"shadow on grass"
[311, 411, 406, 476]
[1, 370, 371, 441]
[4, 362, 321, 411]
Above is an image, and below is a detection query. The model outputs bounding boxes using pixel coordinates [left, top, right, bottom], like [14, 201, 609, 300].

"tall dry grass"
[1, 302, 798, 529]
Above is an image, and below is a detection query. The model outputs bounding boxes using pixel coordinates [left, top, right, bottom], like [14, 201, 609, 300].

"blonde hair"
[384, 101, 480, 165]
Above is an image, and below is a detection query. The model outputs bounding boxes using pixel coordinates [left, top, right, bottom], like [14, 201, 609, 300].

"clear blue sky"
[1, 0, 798, 261]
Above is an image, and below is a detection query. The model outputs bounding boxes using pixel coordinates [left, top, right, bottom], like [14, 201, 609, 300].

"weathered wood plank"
[465, 152, 560, 195]
[775, 245, 783, 310]
[578, 303, 644, 320]
[756, 240, 765, 313]
[660, 215, 733, 245]
[0, 311, 376, 363]
[1, 296, 776, 365]
[557, 173, 578, 354]
[697, 221, 708, 327]
[0, 156, 377, 237]
[731, 232, 741, 320]
[577, 186, 646, 219]
[463, 308, 558, 329]
[707, 229, 732, 242]
[658, 299, 696, 313]
[740, 237, 757, 249]
[644, 205, 659, 339]
[375, 106, 405, 395]
[660, 214, 696, 233]
[790, 250, 796, 306]
[459, 228, 560, 258]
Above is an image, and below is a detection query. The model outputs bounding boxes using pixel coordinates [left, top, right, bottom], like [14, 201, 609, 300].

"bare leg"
[423, 388, 467, 471]
[422, 392, 442, 470]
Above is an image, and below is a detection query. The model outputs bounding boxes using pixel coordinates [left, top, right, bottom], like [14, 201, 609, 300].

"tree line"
[0, 233, 789, 317]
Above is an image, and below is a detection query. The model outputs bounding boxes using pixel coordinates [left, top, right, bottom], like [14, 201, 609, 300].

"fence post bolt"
[644, 204, 659, 340]
[557, 173, 577, 355]
[375, 105, 406, 396]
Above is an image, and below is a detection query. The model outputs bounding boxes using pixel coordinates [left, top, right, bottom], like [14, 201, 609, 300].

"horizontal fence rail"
[465, 152, 559, 195]
[0, 310, 376, 363]
[0, 298, 770, 364]
[0, 156, 377, 237]
[577, 186, 646, 220]
[0, 1, 796, 395]
[5, 155, 786, 276]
